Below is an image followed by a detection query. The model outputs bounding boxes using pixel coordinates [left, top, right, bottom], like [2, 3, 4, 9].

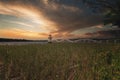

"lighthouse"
[48, 34, 52, 43]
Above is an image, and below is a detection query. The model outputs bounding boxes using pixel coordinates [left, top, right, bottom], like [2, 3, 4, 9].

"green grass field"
[0, 43, 120, 80]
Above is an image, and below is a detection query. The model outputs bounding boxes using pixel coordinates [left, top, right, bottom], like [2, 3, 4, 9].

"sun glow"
[0, 2, 58, 39]
[0, 28, 48, 40]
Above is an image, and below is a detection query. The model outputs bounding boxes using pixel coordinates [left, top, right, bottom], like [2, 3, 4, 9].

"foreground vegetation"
[0, 43, 120, 80]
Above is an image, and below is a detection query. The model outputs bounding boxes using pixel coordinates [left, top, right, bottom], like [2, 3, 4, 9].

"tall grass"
[0, 43, 120, 80]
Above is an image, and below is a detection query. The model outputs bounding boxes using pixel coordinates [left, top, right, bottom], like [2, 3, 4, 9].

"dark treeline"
[0, 38, 47, 42]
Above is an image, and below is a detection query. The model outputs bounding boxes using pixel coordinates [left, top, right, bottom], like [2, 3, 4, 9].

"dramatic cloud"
[85, 29, 120, 38]
[40, 0, 103, 33]
[0, 0, 118, 39]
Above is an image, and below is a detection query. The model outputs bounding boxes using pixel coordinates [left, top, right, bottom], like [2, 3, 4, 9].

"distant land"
[0, 38, 48, 42]
[0, 37, 120, 43]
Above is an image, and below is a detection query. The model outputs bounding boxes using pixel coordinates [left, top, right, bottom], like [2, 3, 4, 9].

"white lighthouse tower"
[48, 34, 52, 43]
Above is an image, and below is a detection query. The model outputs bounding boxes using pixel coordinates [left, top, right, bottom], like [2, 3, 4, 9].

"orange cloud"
[0, 2, 57, 33]
[0, 0, 105, 39]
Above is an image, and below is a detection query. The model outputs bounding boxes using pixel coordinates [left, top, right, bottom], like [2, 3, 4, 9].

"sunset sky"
[0, 0, 119, 40]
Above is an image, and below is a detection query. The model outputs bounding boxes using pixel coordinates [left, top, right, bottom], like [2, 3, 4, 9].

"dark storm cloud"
[0, 0, 103, 34]
[85, 29, 120, 38]
[39, 0, 103, 33]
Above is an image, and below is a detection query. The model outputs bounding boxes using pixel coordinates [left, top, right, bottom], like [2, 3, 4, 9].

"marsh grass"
[0, 43, 120, 80]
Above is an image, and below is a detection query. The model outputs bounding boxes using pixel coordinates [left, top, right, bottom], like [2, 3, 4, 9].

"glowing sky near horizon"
[0, 0, 118, 40]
